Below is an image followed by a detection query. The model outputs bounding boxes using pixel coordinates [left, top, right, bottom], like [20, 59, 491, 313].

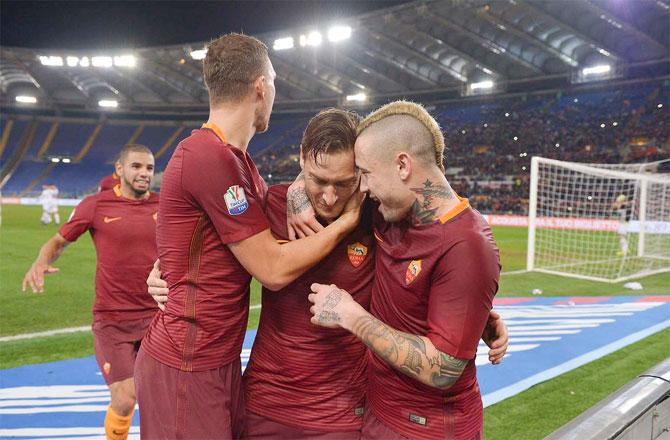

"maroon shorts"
[361, 410, 408, 440]
[92, 317, 153, 385]
[245, 410, 361, 439]
[134, 348, 245, 439]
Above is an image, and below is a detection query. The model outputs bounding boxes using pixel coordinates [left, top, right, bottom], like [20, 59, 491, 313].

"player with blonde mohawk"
[307, 100, 501, 440]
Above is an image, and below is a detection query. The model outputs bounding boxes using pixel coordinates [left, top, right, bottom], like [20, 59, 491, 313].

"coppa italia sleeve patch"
[224, 185, 249, 215]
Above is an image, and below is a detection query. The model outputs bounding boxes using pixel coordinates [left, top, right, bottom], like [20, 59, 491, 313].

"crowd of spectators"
[254, 82, 669, 215]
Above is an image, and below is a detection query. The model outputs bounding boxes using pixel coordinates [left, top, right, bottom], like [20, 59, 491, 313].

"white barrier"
[2, 197, 81, 207]
[482, 215, 670, 235]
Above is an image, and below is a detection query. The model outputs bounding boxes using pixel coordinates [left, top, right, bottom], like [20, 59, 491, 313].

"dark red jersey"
[367, 198, 500, 440]
[98, 173, 119, 192]
[244, 185, 375, 431]
[59, 185, 159, 321]
[141, 125, 270, 372]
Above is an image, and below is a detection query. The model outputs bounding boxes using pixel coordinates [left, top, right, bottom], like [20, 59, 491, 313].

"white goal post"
[527, 157, 670, 283]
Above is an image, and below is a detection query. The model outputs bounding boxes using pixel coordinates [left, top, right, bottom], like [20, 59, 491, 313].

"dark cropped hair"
[301, 108, 360, 164]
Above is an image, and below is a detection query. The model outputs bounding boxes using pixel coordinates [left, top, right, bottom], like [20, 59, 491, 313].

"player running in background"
[39, 184, 60, 225]
[147, 108, 508, 439]
[134, 34, 362, 440]
[613, 194, 630, 255]
[98, 171, 120, 192]
[307, 101, 500, 440]
[23, 144, 158, 440]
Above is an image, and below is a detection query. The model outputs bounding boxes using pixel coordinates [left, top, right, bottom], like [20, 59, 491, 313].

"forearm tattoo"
[351, 315, 467, 389]
[409, 179, 453, 224]
[287, 188, 312, 215]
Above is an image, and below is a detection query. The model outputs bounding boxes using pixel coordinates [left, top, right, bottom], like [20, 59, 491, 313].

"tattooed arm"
[286, 172, 324, 240]
[308, 283, 469, 390]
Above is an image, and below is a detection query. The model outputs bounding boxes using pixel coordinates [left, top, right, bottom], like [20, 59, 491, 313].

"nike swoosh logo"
[103, 216, 122, 223]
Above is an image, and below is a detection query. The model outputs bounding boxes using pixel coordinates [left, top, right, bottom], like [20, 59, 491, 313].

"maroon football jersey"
[98, 173, 119, 192]
[59, 186, 159, 321]
[367, 198, 500, 440]
[141, 126, 270, 372]
[244, 185, 375, 431]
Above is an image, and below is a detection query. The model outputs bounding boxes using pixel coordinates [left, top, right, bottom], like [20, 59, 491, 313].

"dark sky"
[2, 1, 410, 49]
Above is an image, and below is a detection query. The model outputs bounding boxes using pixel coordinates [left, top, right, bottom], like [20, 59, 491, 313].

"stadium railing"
[546, 357, 670, 440]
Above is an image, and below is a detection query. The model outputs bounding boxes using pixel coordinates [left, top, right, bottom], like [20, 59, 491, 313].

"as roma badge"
[405, 259, 422, 285]
[347, 242, 368, 268]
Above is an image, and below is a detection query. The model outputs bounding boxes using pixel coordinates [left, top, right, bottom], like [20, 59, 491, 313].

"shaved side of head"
[357, 101, 445, 172]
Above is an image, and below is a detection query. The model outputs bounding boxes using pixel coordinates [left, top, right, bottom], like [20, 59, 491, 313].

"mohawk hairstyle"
[357, 100, 445, 172]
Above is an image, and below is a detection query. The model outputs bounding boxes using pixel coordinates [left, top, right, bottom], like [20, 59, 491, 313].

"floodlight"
[80, 57, 90, 67]
[328, 26, 351, 42]
[346, 93, 366, 102]
[98, 99, 119, 108]
[114, 55, 136, 67]
[39, 56, 63, 66]
[15, 96, 37, 104]
[190, 49, 207, 60]
[66, 56, 79, 67]
[582, 64, 610, 76]
[51, 157, 61, 163]
[300, 31, 322, 47]
[62, 158, 71, 163]
[469, 80, 494, 90]
[92, 56, 113, 68]
[273, 37, 294, 51]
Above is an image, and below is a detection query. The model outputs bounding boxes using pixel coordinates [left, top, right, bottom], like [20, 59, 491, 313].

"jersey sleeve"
[58, 196, 96, 242]
[183, 145, 270, 244]
[425, 232, 500, 360]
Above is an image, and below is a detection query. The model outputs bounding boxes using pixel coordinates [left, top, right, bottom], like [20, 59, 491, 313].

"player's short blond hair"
[357, 100, 445, 172]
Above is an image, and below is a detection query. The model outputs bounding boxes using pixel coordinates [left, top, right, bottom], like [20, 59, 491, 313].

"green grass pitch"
[1, 203, 668, 438]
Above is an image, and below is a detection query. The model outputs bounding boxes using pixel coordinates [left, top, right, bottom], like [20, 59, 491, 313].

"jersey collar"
[438, 196, 470, 224]
[202, 122, 227, 144]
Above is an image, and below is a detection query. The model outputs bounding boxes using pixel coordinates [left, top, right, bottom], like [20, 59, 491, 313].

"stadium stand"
[1, 80, 667, 206]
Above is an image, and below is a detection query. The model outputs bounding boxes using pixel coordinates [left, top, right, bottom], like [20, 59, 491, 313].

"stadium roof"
[2, 0, 669, 116]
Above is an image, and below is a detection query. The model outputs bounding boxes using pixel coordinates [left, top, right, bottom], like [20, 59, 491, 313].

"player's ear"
[114, 160, 123, 177]
[397, 152, 411, 181]
[253, 75, 266, 100]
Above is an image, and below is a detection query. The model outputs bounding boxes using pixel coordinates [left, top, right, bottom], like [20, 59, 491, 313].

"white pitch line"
[1, 303, 264, 342]
[0, 326, 90, 342]
[500, 269, 528, 275]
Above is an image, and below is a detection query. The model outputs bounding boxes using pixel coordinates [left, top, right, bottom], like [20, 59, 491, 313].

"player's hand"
[482, 310, 508, 365]
[147, 259, 169, 311]
[286, 177, 322, 240]
[308, 283, 360, 329]
[337, 188, 366, 231]
[22, 263, 59, 293]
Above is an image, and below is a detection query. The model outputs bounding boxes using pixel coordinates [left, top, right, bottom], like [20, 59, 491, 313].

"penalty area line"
[501, 269, 528, 275]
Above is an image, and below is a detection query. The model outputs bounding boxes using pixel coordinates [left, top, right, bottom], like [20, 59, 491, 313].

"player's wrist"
[340, 302, 366, 332]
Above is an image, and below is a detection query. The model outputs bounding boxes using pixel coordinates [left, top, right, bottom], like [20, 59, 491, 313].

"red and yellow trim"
[112, 184, 122, 198]
[438, 196, 470, 224]
[202, 122, 227, 143]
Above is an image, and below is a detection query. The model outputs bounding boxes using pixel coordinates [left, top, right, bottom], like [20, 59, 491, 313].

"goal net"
[527, 157, 670, 283]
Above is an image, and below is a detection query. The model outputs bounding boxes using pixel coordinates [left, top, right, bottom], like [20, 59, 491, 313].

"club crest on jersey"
[224, 185, 249, 215]
[405, 259, 422, 285]
[347, 242, 368, 268]
[103, 362, 111, 375]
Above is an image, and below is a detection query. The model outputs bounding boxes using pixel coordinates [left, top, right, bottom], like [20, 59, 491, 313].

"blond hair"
[357, 100, 445, 172]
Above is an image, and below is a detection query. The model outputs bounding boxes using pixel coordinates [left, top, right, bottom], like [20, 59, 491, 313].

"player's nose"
[322, 187, 337, 206]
